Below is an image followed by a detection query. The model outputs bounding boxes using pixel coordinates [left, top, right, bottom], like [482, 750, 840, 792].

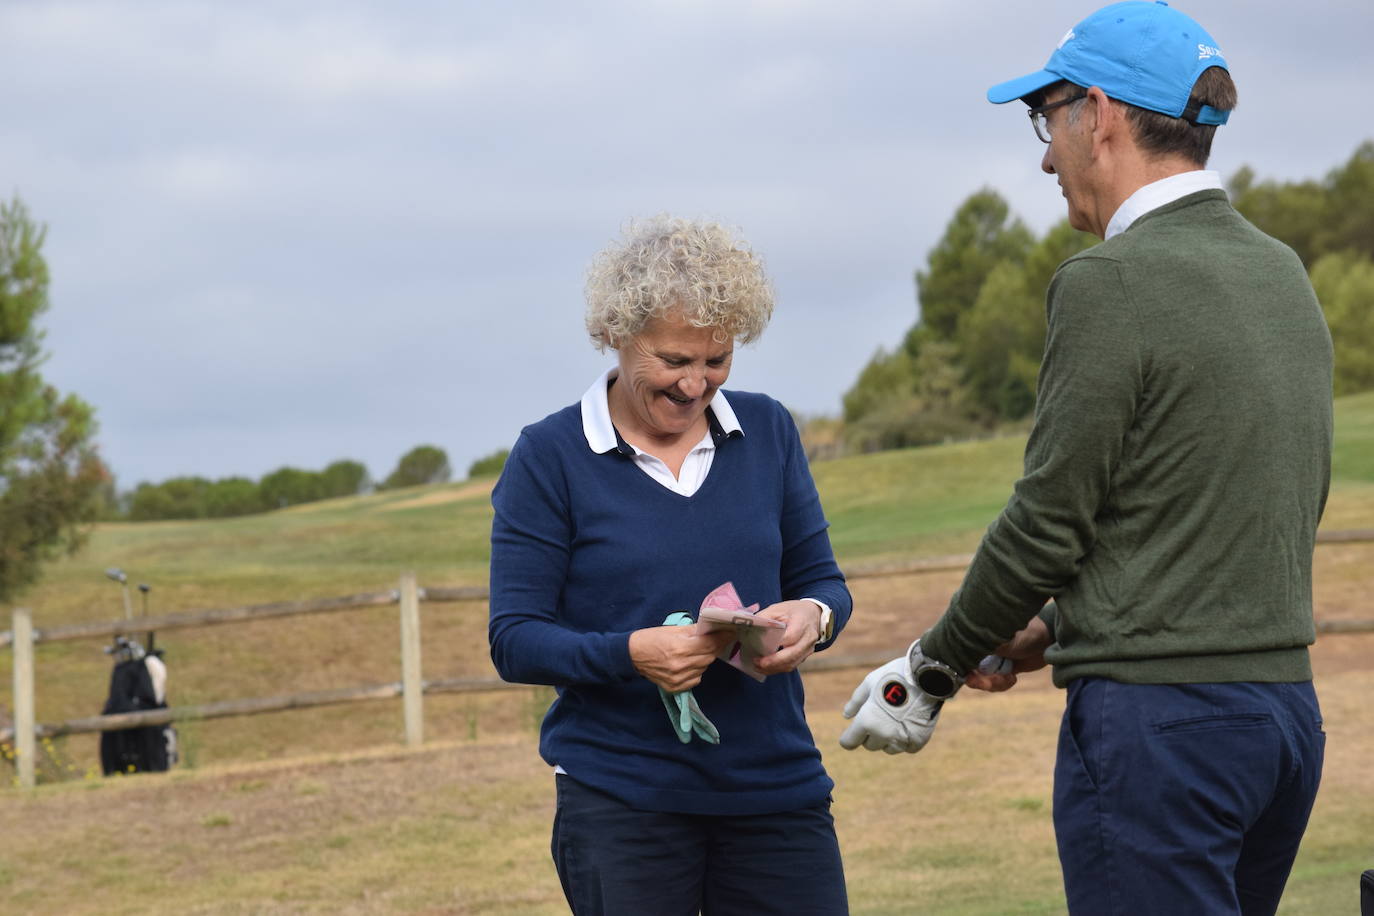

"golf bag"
[99, 637, 177, 775]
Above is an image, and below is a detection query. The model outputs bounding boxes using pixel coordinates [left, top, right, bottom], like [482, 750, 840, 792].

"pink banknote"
[698, 582, 786, 682]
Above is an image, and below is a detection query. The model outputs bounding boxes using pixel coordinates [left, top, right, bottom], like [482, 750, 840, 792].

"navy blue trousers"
[1054, 679, 1324, 915]
[552, 774, 848, 915]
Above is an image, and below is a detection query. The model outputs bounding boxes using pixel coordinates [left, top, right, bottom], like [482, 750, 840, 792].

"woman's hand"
[630, 624, 735, 693]
[752, 599, 824, 675]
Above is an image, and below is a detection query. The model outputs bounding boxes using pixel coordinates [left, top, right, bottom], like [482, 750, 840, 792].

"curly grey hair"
[584, 215, 775, 351]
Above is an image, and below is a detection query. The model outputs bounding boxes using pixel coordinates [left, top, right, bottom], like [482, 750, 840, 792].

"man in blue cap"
[840, 3, 1332, 912]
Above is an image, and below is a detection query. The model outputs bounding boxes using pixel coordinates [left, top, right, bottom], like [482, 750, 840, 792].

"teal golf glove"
[658, 612, 721, 744]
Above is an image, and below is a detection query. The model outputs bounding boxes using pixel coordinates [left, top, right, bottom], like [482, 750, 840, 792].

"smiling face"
[608, 309, 733, 445]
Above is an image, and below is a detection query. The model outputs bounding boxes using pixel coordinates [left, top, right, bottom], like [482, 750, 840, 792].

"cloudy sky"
[4, 0, 1371, 489]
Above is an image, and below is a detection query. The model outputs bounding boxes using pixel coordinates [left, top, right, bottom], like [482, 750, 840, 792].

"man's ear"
[1085, 85, 1122, 153]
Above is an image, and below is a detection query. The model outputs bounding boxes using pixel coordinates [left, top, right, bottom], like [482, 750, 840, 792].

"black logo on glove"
[882, 681, 908, 706]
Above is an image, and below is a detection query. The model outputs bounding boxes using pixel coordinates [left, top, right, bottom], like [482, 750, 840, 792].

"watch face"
[916, 666, 957, 699]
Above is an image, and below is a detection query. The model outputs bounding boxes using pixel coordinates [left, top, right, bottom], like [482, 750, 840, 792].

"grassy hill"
[1, 392, 1371, 912]
[5, 390, 1373, 765]
[34, 388, 1374, 619]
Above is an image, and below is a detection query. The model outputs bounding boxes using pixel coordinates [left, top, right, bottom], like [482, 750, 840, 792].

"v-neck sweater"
[923, 190, 1333, 686]
[489, 389, 851, 814]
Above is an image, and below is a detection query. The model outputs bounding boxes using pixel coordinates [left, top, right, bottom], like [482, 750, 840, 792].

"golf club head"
[105, 567, 127, 584]
[138, 583, 151, 593]
[103, 635, 145, 661]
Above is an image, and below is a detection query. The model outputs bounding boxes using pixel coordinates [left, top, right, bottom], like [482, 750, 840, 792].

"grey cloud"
[3, 0, 1369, 487]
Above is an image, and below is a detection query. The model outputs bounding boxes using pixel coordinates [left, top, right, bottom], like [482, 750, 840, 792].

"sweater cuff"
[918, 624, 956, 674]
[1037, 601, 1059, 643]
[607, 630, 639, 681]
[918, 596, 982, 675]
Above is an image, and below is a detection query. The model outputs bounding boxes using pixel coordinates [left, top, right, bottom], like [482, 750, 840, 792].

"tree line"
[827, 140, 1374, 458]
[111, 445, 512, 521]
[116, 445, 454, 520]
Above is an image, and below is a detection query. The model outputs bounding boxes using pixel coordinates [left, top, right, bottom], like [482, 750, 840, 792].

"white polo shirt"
[1105, 169, 1224, 240]
[579, 366, 740, 497]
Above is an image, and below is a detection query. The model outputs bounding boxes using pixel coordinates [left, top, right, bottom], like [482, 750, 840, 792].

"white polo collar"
[579, 366, 742, 455]
[1105, 170, 1224, 240]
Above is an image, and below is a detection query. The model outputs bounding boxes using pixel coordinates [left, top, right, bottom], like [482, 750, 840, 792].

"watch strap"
[806, 599, 835, 646]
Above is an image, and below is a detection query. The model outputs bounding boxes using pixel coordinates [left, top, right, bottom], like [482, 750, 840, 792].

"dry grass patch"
[377, 481, 497, 513]
[5, 660, 1365, 913]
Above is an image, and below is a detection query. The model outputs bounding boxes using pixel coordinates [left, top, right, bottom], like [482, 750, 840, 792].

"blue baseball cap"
[987, 1, 1231, 126]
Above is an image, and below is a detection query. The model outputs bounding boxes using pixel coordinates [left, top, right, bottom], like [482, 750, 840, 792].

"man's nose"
[1041, 145, 1056, 175]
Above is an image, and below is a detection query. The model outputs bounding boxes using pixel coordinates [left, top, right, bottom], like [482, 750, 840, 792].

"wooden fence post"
[12, 608, 36, 790]
[399, 573, 423, 747]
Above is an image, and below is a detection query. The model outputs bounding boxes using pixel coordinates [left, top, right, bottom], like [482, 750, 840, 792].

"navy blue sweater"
[488, 390, 851, 815]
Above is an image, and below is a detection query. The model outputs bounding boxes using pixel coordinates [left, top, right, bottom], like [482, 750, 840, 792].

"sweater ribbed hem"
[560, 767, 835, 816]
[1051, 645, 1311, 687]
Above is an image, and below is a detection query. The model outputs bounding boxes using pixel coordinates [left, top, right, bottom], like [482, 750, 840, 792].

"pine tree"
[0, 197, 106, 602]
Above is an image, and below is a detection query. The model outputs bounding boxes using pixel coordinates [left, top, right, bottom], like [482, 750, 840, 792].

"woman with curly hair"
[489, 215, 852, 914]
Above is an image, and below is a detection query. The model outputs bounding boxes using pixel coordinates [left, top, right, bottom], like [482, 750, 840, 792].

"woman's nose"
[678, 370, 707, 398]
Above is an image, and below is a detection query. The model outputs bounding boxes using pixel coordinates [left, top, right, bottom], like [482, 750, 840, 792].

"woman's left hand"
[752, 600, 823, 675]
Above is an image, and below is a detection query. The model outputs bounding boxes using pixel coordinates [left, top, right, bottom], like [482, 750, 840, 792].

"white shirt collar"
[579, 366, 742, 454]
[1105, 170, 1224, 240]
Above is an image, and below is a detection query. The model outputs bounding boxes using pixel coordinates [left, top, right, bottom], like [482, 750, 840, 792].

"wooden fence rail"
[6, 529, 1373, 789]
[242, 607, 1374, 704]
[0, 591, 401, 650]
[4, 573, 435, 790]
[6, 527, 1370, 650]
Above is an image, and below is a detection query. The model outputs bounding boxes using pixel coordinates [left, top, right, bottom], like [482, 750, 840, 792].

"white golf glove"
[839, 648, 942, 754]
[840, 643, 1010, 755]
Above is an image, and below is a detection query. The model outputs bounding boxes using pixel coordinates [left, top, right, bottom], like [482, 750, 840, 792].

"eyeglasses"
[1028, 91, 1088, 144]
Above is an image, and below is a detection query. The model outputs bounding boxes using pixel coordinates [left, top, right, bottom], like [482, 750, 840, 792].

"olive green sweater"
[922, 190, 1333, 686]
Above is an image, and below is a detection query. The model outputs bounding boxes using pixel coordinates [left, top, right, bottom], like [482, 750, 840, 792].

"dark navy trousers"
[552, 774, 848, 915]
[1054, 679, 1325, 915]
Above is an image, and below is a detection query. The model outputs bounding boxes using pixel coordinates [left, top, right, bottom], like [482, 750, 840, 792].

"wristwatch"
[909, 641, 962, 699]
[818, 604, 834, 643]
[809, 600, 834, 646]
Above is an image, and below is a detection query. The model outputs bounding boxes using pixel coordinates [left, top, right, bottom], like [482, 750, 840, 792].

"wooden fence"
[3, 573, 456, 790]
[6, 528, 1373, 790]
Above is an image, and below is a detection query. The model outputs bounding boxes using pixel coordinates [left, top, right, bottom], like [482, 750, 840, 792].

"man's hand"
[964, 616, 1052, 693]
[839, 650, 944, 754]
[630, 624, 734, 693]
[752, 599, 823, 675]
